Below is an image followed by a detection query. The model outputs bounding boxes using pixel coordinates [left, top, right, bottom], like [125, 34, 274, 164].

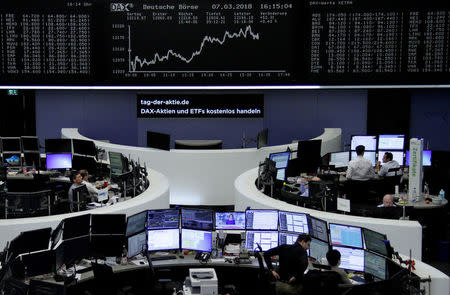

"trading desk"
[27, 254, 408, 295]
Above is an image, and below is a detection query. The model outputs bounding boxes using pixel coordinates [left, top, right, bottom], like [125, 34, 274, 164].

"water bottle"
[439, 189, 445, 200]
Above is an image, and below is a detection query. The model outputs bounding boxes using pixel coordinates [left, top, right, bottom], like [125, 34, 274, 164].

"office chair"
[345, 180, 370, 204]
[91, 263, 133, 295]
[382, 167, 402, 195]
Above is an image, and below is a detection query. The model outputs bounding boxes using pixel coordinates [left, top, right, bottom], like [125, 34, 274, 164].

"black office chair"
[90, 263, 133, 295]
[303, 269, 342, 295]
[382, 167, 402, 195]
[345, 180, 370, 204]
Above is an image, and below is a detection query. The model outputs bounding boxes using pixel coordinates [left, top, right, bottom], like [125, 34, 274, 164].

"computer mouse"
[139, 261, 145, 265]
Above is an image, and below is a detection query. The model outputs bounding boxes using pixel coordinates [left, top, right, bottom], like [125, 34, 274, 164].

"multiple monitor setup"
[327, 134, 432, 168]
[1, 209, 396, 286]
[1, 136, 40, 168]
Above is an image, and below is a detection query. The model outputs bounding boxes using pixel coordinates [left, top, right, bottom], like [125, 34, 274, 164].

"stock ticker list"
[0, 1, 92, 82]
[109, 1, 298, 84]
[307, 1, 450, 83]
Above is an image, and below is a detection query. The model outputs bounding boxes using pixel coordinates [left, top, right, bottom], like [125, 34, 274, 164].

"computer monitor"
[278, 211, 309, 234]
[362, 228, 388, 257]
[45, 139, 72, 154]
[378, 135, 405, 150]
[245, 231, 278, 252]
[126, 211, 148, 237]
[91, 214, 126, 235]
[1, 137, 21, 152]
[350, 135, 377, 151]
[257, 128, 268, 149]
[63, 214, 91, 240]
[181, 229, 212, 252]
[21, 250, 56, 277]
[309, 238, 330, 262]
[90, 235, 125, 258]
[147, 131, 171, 151]
[364, 251, 387, 280]
[245, 209, 278, 230]
[269, 151, 290, 169]
[297, 139, 322, 173]
[58, 236, 90, 267]
[181, 208, 214, 230]
[23, 152, 41, 169]
[147, 209, 180, 229]
[46, 153, 72, 169]
[72, 139, 97, 157]
[332, 246, 364, 272]
[276, 168, 286, 181]
[8, 228, 51, 258]
[377, 151, 404, 166]
[279, 232, 299, 245]
[329, 223, 363, 249]
[127, 231, 147, 258]
[72, 154, 97, 174]
[215, 212, 246, 230]
[308, 216, 329, 243]
[21, 136, 40, 152]
[3, 153, 22, 167]
[405, 150, 432, 166]
[147, 228, 180, 252]
[351, 151, 376, 166]
[109, 151, 124, 176]
[329, 151, 350, 168]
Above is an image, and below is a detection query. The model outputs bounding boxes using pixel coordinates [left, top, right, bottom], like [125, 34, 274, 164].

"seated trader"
[68, 172, 83, 212]
[375, 152, 402, 177]
[346, 145, 375, 181]
[377, 194, 397, 207]
[79, 169, 111, 200]
[264, 233, 311, 295]
[325, 249, 352, 284]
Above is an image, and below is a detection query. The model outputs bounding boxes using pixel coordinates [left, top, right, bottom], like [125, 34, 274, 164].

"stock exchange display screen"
[1, 0, 449, 86]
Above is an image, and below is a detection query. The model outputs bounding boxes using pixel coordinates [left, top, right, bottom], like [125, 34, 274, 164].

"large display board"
[0, 0, 449, 86]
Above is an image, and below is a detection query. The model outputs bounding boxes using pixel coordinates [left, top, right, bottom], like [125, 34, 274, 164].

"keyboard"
[151, 255, 177, 261]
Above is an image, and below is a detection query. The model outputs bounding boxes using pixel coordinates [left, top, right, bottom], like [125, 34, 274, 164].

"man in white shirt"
[346, 145, 375, 181]
[68, 172, 83, 212]
[80, 169, 111, 200]
[376, 152, 402, 177]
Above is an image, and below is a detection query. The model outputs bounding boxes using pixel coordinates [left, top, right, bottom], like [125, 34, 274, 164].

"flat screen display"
[3, 153, 21, 167]
[350, 136, 377, 151]
[91, 214, 126, 235]
[405, 150, 432, 167]
[21, 136, 40, 152]
[147, 229, 180, 252]
[46, 153, 72, 169]
[215, 212, 246, 230]
[309, 238, 330, 262]
[148, 209, 180, 229]
[278, 232, 299, 245]
[245, 209, 278, 230]
[365, 251, 387, 280]
[127, 231, 147, 258]
[126, 211, 148, 237]
[245, 231, 278, 252]
[377, 151, 404, 166]
[109, 151, 124, 176]
[329, 151, 350, 168]
[63, 214, 91, 240]
[269, 151, 290, 169]
[181, 229, 212, 252]
[363, 228, 388, 257]
[351, 151, 376, 166]
[332, 246, 364, 272]
[1, 137, 21, 152]
[378, 135, 405, 150]
[329, 223, 363, 249]
[308, 216, 328, 243]
[45, 139, 72, 154]
[181, 208, 213, 230]
[278, 211, 309, 234]
[276, 168, 286, 181]
[72, 139, 97, 156]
